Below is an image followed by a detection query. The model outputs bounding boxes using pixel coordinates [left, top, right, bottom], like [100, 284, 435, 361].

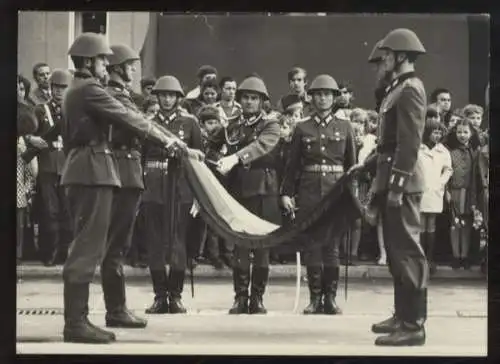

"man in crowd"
[29, 62, 52, 105]
[430, 88, 452, 126]
[185, 65, 218, 100]
[350, 28, 429, 346]
[215, 76, 242, 122]
[216, 76, 281, 315]
[30, 69, 73, 266]
[60, 32, 198, 344]
[278, 67, 313, 116]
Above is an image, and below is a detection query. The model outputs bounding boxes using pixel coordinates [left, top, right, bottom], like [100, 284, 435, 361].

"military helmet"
[379, 28, 426, 54]
[49, 69, 73, 86]
[308, 75, 340, 94]
[108, 44, 140, 66]
[68, 32, 113, 58]
[237, 76, 270, 100]
[368, 40, 384, 64]
[152, 75, 185, 97]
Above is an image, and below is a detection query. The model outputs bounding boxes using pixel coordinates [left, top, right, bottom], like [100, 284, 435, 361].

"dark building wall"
[149, 14, 471, 110]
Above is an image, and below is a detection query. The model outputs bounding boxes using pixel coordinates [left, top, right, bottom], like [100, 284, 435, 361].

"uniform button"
[322, 172, 326, 177]
[104, 148, 110, 154]
[322, 159, 326, 164]
[321, 134, 325, 139]
[321, 146, 325, 151]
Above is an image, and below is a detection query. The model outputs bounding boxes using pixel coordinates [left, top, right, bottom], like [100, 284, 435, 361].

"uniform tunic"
[281, 112, 356, 267]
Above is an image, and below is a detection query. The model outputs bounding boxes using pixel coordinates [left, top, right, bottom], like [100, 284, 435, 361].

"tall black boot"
[372, 278, 403, 333]
[63, 282, 115, 344]
[249, 267, 269, 314]
[102, 266, 147, 328]
[229, 268, 250, 314]
[145, 268, 169, 314]
[322, 266, 342, 315]
[168, 269, 187, 314]
[303, 266, 323, 314]
[375, 287, 426, 346]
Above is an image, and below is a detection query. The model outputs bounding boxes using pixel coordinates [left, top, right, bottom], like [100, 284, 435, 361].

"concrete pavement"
[16, 279, 487, 356]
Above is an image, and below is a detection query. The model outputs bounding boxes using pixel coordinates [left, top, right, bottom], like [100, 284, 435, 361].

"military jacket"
[364, 72, 427, 195]
[60, 69, 177, 187]
[34, 100, 66, 175]
[106, 79, 144, 189]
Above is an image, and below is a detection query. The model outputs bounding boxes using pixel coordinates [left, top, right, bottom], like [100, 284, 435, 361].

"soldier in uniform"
[143, 75, 202, 315]
[30, 69, 73, 266]
[60, 33, 198, 344]
[368, 40, 390, 112]
[281, 75, 356, 316]
[216, 76, 281, 315]
[349, 28, 428, 346]
[100, 44, 149, 329]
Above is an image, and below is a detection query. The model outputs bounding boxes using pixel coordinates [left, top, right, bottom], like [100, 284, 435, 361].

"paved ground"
[16, 279, 487, 356]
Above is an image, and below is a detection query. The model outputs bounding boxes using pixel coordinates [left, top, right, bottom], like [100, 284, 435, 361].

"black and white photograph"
[16, 11, 489, 356]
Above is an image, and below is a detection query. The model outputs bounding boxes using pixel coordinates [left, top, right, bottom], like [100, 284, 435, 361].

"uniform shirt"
[419, 143, 453, 213]
[281, 112, 356, 199]
[34, 100, 66, 175]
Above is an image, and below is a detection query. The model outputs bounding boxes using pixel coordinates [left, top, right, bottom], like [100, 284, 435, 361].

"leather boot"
[249, 267, 269, 314]
[102, 266, 147, 328]
[229, 268, 250, 314]
[322, 266, 342, 315]
[372, 278, 403, 334]
[145, 269, 169, 314]
[303, 266, 323, 314]
[168, 269, 187, 314]
[63, 282, 115, 344]
[375, 287, 426, 346]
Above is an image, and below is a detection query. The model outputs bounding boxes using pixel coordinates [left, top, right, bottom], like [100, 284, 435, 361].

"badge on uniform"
[179, 129, 185, 139]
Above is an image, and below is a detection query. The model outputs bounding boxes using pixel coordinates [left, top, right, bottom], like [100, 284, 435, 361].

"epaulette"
[401, 77, 424, 91]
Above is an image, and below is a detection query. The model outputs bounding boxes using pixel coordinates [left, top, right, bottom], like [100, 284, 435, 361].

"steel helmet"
[308, 75, 340, 93]
[368, 40, 384, 63]
[379, 28, 426, 54]
[68, 32, 113, 58]
[108, 44, 140, 66]
[49, 69, 73, 86]
[237, 76, 270, 100]
[152, 75, 185, 97]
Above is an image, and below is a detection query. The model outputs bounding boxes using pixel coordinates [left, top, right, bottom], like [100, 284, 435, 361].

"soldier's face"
[436, 92, 452, 112]
[202, 87, 218, 105]
[17, 81, 25, 101]
[158, 92, 178, 111]
[381, 50, 397, 75]
[35, 66, 51, 89]
[312, 90, 334, 111]
[221, 81, 237, 102]
[289, 73, 306, 94]
[93, 56, 109, 83]
[240, 92, 262, 114]
[51, 84, 68, 103]
[122, 60, 137, 83]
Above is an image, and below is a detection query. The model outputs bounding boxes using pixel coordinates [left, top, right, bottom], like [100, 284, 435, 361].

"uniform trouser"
[101, 188, 141, 312]
[380, 193, 428, 329]
[144, 201, 190, 271]
[63, 186, 114, 284]
[38, 172, 72, 261]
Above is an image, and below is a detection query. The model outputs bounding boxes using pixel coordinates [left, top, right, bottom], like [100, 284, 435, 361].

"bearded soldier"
[216, 76, 281, 315]
[281, 75, 356, 316]
[143, 75, 202, 315]
[349, 28, 428, 346]
[60, 33, 200, 344]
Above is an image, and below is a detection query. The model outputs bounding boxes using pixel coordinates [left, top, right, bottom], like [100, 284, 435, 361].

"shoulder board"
[401, 77, 424, 91]
[263, 111, 281, 121]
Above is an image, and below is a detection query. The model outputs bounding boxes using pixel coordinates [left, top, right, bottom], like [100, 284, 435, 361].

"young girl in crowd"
[447, 108, 463, 130]
[183, 79, 220, 116]
[462, 104, 484, 131]
[419, 119, 453, 274]
[444, 119, 482, 269]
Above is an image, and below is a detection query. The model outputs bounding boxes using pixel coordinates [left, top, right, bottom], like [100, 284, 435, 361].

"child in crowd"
[419, 119, 453, 274]
[462, 104, 484, 131]
[279, 94, 307, 123]
[142, 96, 160, 120]
[447, 108, 463, 130]
[444, 119, 483, 269]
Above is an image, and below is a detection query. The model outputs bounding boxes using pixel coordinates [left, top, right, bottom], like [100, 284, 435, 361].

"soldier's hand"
[186, 148, 205, 161]
[387, 191, 403, 207]
[190, 199, 200, 217]
[27, 136, 49, 149]
[347, 162, 365, 177]
[281, 196, 295, 215]
[216, 154, 239, 175]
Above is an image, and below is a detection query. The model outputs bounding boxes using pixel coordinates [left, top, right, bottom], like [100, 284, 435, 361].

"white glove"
[190, 199, 200, 217]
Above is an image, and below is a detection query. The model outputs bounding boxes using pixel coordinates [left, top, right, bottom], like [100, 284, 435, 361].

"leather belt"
[146, 160, 169, 169]
[303, 164, 344, 173]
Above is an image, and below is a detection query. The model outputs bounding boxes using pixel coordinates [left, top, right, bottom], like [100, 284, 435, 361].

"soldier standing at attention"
[368, 40, 390, 112]
[143, 75, 202, 315]
[31, 69, 73, 266]
[349, 28, 428, 346]
[101, 44, 149, 330]
[281, 75, 356, 316]
[216, 76, 281, 315]
[60, 33, 197, 344]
